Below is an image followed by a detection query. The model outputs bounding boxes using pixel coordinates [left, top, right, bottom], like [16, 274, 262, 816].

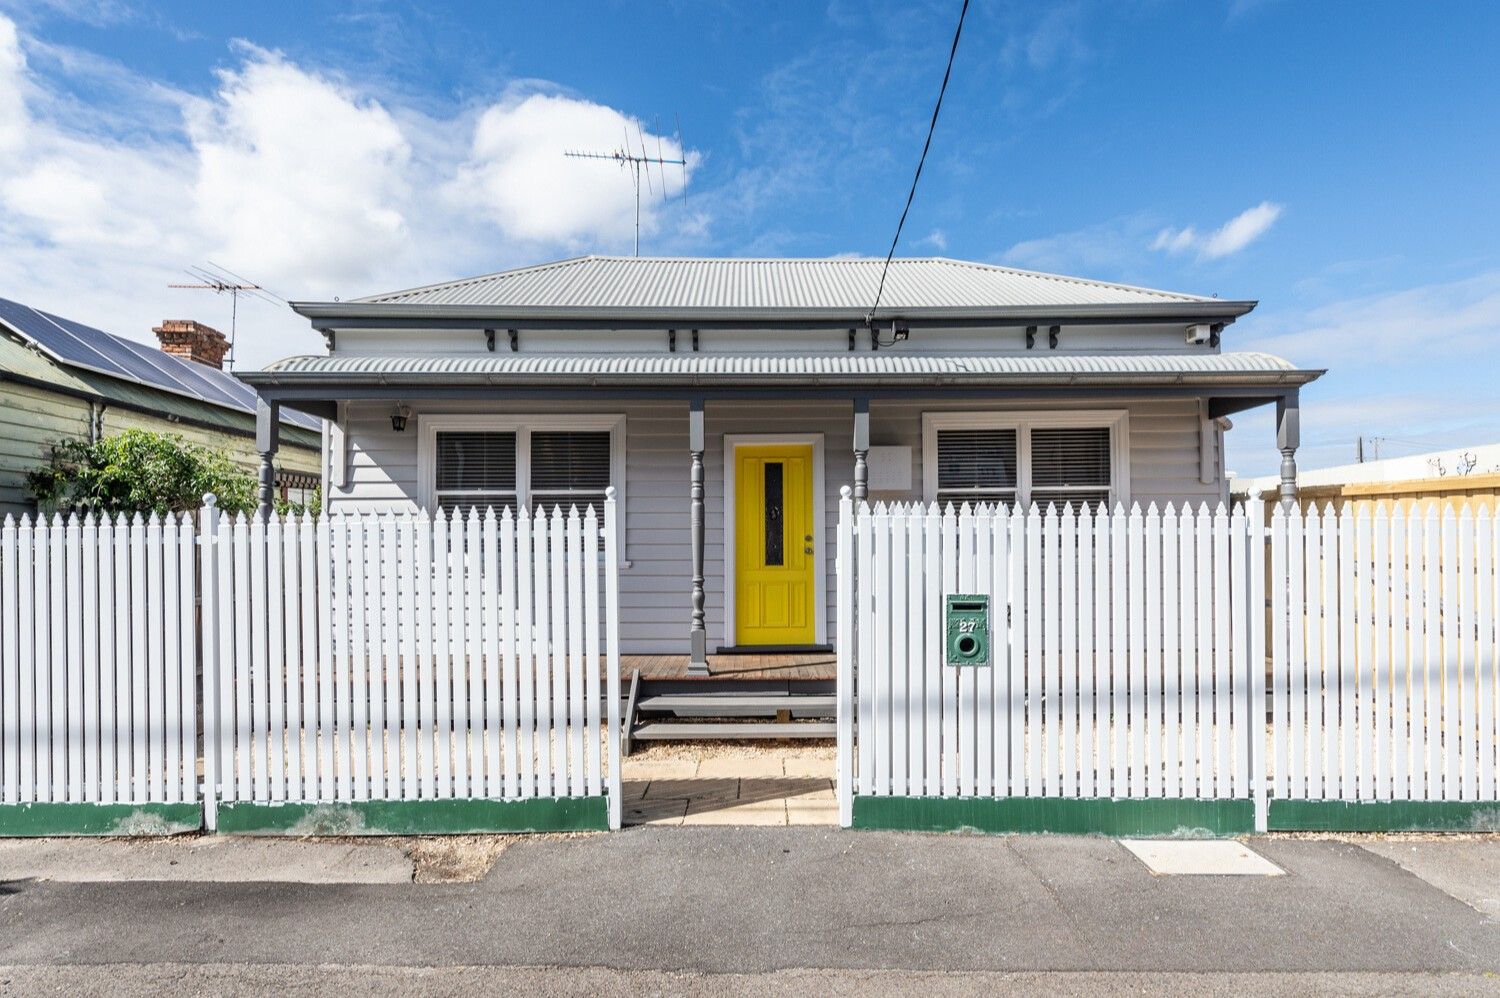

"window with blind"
[935, 428, 1018, 507]
[423, 417, 624, 534]
[1030, 427, 1112, 512]
[530, 430, 612, 513]
[925, 413, 1124, 513]
[434, 431, 516, 517]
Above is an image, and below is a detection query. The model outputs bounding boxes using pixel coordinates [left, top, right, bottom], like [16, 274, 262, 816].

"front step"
[632, 721, 836, 741]
[621, 670, 836, 754]
[636, 693, 836, 717]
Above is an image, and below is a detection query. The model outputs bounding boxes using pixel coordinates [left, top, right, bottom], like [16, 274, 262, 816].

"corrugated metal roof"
[253, 351, 1317, 387]
[353, 257, 1223, 310]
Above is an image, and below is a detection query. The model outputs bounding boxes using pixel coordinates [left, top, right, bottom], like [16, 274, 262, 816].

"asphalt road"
[1, 828, 1498, 993]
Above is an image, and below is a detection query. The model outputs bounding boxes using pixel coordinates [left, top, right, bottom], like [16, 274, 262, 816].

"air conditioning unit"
[1185, 323, 1214, 345]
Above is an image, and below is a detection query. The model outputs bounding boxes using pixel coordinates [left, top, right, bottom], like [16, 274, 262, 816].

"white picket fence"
[835, 494, 1262, 824]
[202, 496, 623, 828]
[0, 513, 199, 806]
[1270, 503, 1499, 803]
[837, 493, 1500, 830]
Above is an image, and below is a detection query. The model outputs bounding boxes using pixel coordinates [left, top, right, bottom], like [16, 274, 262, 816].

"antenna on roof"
[565, 118, 688, 256]
[168, 263, 285, 370]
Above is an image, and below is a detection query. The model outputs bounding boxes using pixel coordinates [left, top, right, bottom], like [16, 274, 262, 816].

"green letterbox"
[945, 594, 991, 667]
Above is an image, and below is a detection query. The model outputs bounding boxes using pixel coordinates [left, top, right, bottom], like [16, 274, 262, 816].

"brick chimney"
[153, 319, 230, 369]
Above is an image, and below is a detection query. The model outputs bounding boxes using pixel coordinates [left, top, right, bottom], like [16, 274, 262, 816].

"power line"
[866, 0, 970, 326]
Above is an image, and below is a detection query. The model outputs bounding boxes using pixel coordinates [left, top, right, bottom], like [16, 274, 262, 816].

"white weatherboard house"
[241, 256, 1322, 673]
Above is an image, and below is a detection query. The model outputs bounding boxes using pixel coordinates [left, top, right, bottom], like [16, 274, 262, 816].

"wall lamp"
[391, 403, 411, 432]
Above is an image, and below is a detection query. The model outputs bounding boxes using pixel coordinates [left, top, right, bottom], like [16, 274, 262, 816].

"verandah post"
[687, 399, 708, 676]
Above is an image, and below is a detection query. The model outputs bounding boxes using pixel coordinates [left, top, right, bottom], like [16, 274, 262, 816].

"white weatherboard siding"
[330, 396, 1223, 653]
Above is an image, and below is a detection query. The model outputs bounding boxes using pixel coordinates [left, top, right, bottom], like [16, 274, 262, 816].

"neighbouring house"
[241, 255, 1322, 669]
[0, 300, 323, 515]
[1233, 441, 1500, 515]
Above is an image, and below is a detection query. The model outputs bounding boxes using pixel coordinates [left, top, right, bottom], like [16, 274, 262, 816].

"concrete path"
[0, 829, 1496, 986]
[0, 836, 413, 884]
[1359, 837, 1500, 919]
[621, 750, 837, 826]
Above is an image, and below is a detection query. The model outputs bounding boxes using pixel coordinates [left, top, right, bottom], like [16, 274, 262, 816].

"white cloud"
[1153, 201, 1282, 260]
[0, 14, 703, 367]
[447, 91, 693, 249]
[915, 228, 947, 252]
[1243, 269, 1500, 367]
[1224, 269, 1500, 477]
[188, 49, 412, 292]
[0, 15, 26, 155]
[1002, 215, 1158, 273]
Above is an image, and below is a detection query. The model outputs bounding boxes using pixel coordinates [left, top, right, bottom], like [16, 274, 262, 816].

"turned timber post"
[1275, 390, 1300, 511]
[852, 397, 870, 504]
[688, 398, 709, 676]
[255, 395, 280, 521]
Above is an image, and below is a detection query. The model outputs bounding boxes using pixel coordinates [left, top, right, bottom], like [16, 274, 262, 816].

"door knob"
[804, 546, 813, 554]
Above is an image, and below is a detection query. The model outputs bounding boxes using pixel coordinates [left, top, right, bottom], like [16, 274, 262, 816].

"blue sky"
[0, 1, 1496, 477]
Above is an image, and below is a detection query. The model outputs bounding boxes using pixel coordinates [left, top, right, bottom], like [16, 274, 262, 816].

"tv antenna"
[168, 262, 287, 370]
[565, 118, 687, 255]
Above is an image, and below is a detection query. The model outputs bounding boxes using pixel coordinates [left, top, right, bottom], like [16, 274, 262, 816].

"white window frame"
[921, 410, 1130, 509]
[417, 413, 627, 553]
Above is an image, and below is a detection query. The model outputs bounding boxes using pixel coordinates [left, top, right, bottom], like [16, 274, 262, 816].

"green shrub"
[26, 429, 258, 517]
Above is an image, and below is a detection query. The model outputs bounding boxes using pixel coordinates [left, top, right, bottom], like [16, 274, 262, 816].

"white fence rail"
[836, 494, 1261, 823]
[202, 497, 622, 828]
[1, 513, 198, 807]
[1270, 504, 1499, 804]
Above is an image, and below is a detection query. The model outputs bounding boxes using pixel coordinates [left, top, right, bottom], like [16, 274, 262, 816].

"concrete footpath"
[0, 828, 1498, 994]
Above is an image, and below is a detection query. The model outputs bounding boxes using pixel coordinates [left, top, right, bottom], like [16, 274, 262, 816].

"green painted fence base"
[0, 802, 202, 837]
[215, 796, 609, 836]
[852, 795, 1255, 837]
[1269, 799, 1500, 832]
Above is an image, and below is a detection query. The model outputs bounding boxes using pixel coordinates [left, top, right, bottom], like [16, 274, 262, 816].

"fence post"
[199, 494, 220, 831]
[836, 486, 854, 826]
[604, 487, 623, 830]
[1247, 498, 1267, 832]
[1236, 498, 1260, 834]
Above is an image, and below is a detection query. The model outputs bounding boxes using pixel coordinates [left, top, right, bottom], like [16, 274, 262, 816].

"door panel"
[735, 444, 816, 645]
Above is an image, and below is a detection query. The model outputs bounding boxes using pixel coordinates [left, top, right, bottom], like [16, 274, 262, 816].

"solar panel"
[0, 296, 322, 430]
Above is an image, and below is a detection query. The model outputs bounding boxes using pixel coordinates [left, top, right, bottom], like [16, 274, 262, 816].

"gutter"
[240, 368, 1324, 391]
[289, 299, 1259, 329]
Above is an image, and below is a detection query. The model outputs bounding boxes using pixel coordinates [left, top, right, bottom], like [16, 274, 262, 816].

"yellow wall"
[1250, 472, 1500, 518]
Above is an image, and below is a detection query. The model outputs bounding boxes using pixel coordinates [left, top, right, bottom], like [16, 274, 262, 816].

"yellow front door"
[735, 444, 817, 646]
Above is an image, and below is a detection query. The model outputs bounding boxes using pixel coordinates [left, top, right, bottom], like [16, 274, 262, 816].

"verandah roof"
[247, 351, 1319, 390]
